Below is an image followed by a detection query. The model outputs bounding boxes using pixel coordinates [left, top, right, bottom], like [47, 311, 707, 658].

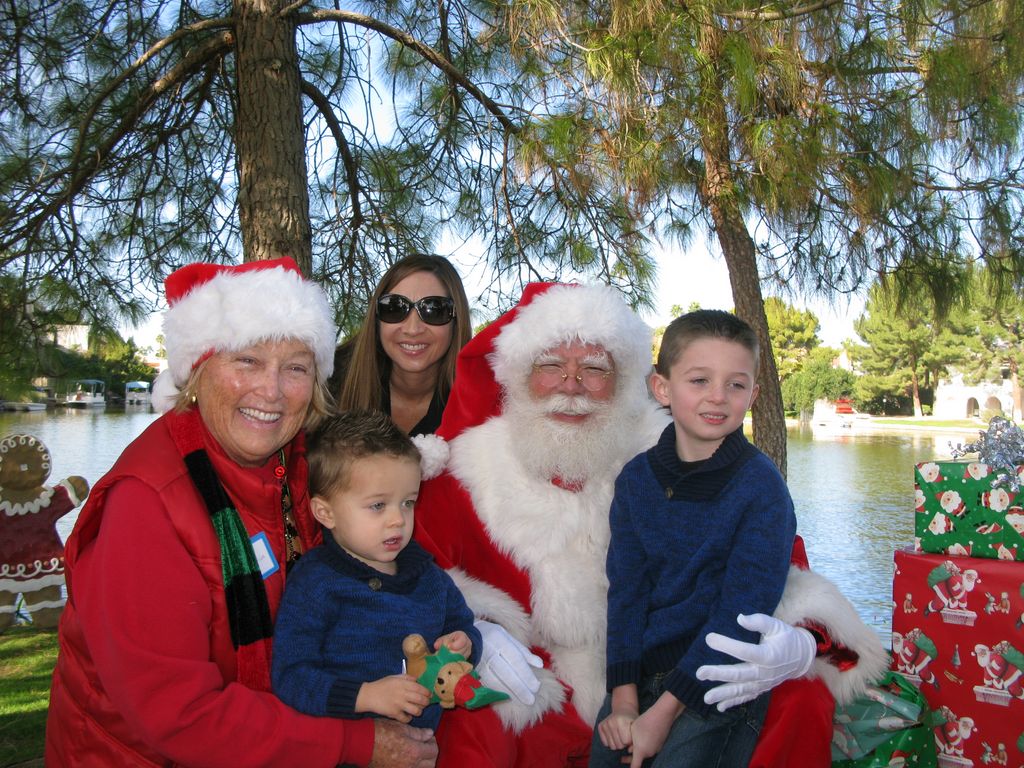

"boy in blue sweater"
[272, 410, 481, 730]
[591, 310, 797, 768]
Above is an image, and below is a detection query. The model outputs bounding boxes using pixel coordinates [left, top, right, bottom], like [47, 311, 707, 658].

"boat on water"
[0, 401, 47, 412]
[124, 380, 151, 407]
[64, 379, 106, 408]
[811, 396, 871, 432]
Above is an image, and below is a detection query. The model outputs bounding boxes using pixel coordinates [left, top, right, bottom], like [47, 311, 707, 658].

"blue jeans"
[589, 673, 770, 768]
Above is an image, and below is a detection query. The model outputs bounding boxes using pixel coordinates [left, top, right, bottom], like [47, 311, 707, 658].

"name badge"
[250, 532, 280, 579]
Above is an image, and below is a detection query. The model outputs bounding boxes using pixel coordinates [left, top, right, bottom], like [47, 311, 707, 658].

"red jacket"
[46, 413, 374, 767]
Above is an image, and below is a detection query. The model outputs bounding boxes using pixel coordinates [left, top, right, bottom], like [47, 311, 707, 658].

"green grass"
[871, 417, 983, 429]
[0, 625, 58, 766]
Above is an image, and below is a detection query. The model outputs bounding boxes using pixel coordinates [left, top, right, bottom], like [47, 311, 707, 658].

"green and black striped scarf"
[168, 409, 275, 691]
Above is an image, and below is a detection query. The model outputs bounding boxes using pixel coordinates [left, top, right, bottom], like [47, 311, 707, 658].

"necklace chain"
[278, 450, 302, 572]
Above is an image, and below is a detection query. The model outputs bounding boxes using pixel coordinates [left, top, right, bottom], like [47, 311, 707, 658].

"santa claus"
[934, 706, 975, 756]
[937, 489, 967, 518]
[413, 283, 887, 767]
[974, 640, 1024, 698]
[924, 560, 980, 615]
[980, 488, 1014, 513]
[892, 628, 939, 688]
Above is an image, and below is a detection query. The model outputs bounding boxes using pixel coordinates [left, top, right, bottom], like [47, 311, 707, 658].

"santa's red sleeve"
[414, 470, 537, 654]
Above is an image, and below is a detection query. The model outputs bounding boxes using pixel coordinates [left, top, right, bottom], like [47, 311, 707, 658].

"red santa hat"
[151, 257, 336, 412]
[436, 282, 653, 443]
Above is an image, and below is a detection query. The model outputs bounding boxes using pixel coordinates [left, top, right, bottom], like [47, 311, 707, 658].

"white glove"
[695, 613, 816, 712]
[474, 619, 543, 706]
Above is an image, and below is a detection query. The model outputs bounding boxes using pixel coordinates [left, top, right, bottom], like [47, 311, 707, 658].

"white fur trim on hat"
[491, 283, 653, 394]
[150, 369, 181, 414]
[411, 434, 450, 480]
[158, 260, 336, 411]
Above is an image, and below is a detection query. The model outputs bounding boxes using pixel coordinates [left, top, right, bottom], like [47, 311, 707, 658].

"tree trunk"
[910, 362, 923, 417]
[708, 193, 789, 478]
[694, 27, 787, 477]
[234, 0, 312, 272]
[1010, 362, 1022, 421]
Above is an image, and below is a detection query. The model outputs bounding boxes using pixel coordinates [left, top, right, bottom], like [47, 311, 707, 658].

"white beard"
[503, 387, 633, 486]
[447, 385, 670, 727]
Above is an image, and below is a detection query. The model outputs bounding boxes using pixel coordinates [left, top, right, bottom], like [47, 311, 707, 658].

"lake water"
[788, 424, 969, 645]
[1, 409, 979, 646]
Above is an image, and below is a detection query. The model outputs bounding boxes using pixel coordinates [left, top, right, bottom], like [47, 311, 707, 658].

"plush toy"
[0, 433, 89, 632]
[402, 633, 509, 710]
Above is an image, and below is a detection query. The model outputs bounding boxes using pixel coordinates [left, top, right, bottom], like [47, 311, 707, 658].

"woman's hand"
[435, 630, 471, 659]
[356, 675, 432, 722]
[368, 719, 438, 768]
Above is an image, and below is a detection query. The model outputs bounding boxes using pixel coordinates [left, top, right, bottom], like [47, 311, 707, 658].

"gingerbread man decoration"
[1, 433, 89, 631]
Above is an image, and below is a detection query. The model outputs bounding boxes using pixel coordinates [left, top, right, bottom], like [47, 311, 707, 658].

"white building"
[933, 370, 1019, 420]
[53, 324, 90, 352]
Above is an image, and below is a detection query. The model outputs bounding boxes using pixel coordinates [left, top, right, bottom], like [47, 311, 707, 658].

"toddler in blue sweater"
[591, 310, 797, 768]
[272, 410, 481, 730]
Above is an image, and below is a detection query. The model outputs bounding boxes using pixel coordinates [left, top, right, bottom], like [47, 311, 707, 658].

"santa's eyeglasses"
[376, 294, 455, 326]
[531, 363, 615, 392]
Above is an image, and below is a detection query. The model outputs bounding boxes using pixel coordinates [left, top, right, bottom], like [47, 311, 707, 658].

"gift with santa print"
[891, 547, 1024, 768]
[914, 417, 1024, 562]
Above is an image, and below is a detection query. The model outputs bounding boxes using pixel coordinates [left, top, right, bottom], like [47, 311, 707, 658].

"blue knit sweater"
[605, 425, 797, 717]
[271, 536, 481, 729]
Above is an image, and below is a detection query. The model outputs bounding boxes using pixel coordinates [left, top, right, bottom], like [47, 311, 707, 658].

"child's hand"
[626, 695, 684, 768]
[356, 675, 432, 723]
[435, 630, 472, 659]
[597, 708, 637, 752]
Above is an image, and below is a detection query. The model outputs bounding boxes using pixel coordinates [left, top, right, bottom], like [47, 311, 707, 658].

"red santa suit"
[892, 629, 938, 687]
[414, 283, 888, 768]
[934, 707, 974, 756]
[978, 641, 1024, 698]
[925, 560, 979, 615]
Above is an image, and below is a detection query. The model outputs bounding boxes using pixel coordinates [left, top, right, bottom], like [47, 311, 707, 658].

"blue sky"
[644, 242, 865, 347]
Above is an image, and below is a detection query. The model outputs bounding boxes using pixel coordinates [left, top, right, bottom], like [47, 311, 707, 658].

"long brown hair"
[335, 254, 471, 412]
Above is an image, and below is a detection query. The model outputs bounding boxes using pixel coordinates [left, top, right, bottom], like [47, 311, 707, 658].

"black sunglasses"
[377, 294, 456, 326]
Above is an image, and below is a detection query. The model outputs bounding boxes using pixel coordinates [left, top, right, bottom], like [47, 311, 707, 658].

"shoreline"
[785, 415, 989, 435]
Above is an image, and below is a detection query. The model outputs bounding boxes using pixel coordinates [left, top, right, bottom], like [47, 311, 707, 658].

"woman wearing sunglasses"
[331, 254, 471, 435]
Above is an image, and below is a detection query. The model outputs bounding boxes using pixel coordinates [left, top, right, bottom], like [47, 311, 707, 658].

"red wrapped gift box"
[891, 548, 1024, 767]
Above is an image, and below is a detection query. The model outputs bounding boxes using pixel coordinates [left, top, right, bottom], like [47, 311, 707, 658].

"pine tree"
[852, 282, 976, 415]
[4, 0, 1024, 468]
[0, 0, 655, 339]
[765, 297, 820, 382]
[503, 0, 1024, 472]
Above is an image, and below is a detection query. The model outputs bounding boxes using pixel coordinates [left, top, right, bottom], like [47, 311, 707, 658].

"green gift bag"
[832, 671, 938, 767]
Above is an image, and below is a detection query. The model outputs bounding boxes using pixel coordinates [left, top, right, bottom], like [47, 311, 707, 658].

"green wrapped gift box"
[832, 671, 938, 767]
[914, 461, 1024, 561]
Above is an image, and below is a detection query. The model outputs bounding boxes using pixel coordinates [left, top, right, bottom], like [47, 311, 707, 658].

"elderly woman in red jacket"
[46, 258, 436, 768]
